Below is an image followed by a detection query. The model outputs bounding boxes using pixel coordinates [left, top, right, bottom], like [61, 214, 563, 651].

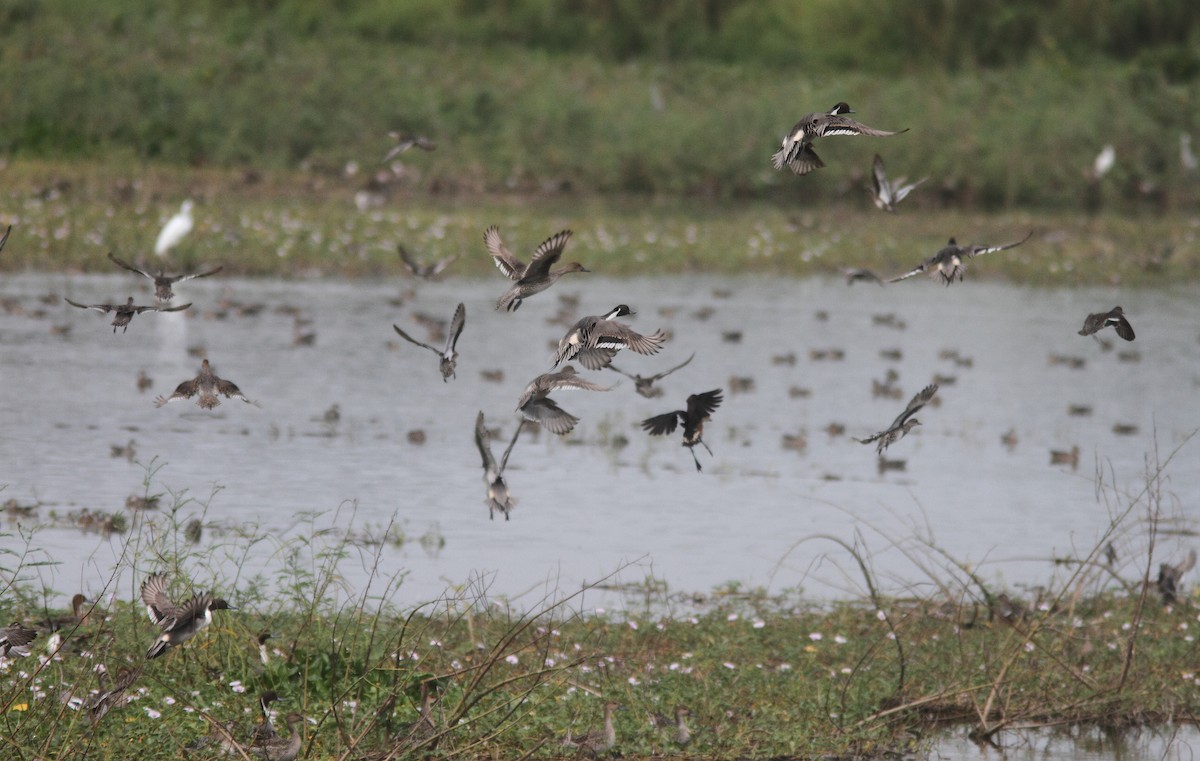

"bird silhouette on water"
[65, 296, 191, 333]
[773, 102, 907, 176]
[107, 252, 222, 301]
[392, 302, 465, 381]
[474, 411, 522, 521]
[641, 389, 724, 472]
[485, 226, 589, 312]
[1078, 306, 1135, 342]
[855, 383, 939, 454]
[888, 232, 1033, 285]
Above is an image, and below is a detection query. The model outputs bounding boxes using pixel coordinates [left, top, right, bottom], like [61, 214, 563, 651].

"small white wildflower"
[682, 652, 693, 659]
[1121, 622, 1132, 631]
[656, 622, 665, 631]
[229, 681, 246, 694]
[628, 676, 640, 686]
[163, 696, 176, 705]
[428, 639, 442, 648]
[752, 620, 765, 629]
[504, 654, 519, 665]
[145, 708, 161, 719]
[809, 633, 822, 641]
[727, 613, 739, 621]
[778, 663, 792, 672]
[687, 616, 699, 625]
[669, 663, 680, 671]
[545, 657, 556, 667]
[628, 620, 638, 630]
[834, 635, 847, 645]
[876, 610, 886, 621]
[723, 662, 736, 670]
[1024, 642, 1035, 652]
[841, 667, 852, 674]
[595, 607, 605, 614]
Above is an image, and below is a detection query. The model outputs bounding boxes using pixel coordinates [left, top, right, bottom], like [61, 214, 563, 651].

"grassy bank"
[2, 3, 1199, 208]
[0, 159, 1197, 285]
[2, 457, 1199, 759]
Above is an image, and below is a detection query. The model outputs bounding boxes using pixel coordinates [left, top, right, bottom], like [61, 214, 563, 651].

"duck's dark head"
[830, 102, 854, 115]
[209, 598, 234, 611]
[605, 304, 634, 319]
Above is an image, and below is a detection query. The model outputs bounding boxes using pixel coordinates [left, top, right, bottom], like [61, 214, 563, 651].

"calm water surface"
[2, 273, 1198, 607]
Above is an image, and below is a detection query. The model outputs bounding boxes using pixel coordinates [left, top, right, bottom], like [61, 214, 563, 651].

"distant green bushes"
[0, 1, 1198, 207]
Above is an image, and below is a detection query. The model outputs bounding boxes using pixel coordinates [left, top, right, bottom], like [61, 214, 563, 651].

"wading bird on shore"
[773, 103, 907, 176]
[485, 226, 588, 311]
[108, 252, 222, 301]
[65, 296, 191, 333]
[1078, 306, 1135, 342]
[392, 302, 465, 381]
[855, 383, 938, 455]
[154, 359, 257, 409]
[887, 232, 1033, 286]
[154, 200, 194, 257]
[515, 366, 614, 435]
[553, 304, 666, 370]
[474, 411, 522, 521]
[641, 389, 724, 472]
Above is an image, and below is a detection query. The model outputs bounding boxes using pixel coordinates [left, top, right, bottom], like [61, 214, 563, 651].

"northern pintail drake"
[515, 365, 615, 435]
[641, 389, 724, 472]
[474, 411, 522, 521]
[392, 302, 465, 381]
[1078, 306, 1135, 341]
[107, 252, 222, 301]
[562, 701, 621, 754]
[1158, 549, 1197, 605]
[155, 200, 194, 257]
[855, 383, 938, 455]
[397, 243, 457, 279]
[870, 154, 927, 212]
[155, 359, 258, 409]
[254, 712, 305, 761]
[485, 226, 588, 311]
[65, 295, 191, 332]
[553, 304, 667, 370]
[888, 232, 1033, 285]
[0, 622, 38, 657]
[383, 132, 436, 163]
[140, 573, 234, 659]
[609, 352, 694, 398]
[252, 690, 284, 747]
[773, 102, 906, 176]
[0, 224, 10, 254]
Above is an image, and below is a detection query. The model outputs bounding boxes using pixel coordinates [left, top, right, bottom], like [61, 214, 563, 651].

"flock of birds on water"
[0, 100, 1179, 757]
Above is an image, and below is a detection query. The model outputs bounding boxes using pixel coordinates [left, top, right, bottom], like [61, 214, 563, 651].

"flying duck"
[773, 102, 907, 176]
[392, 302, 465, 381]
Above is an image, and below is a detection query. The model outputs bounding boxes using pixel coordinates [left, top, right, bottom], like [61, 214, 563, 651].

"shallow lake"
[2, 272, 1198, 608]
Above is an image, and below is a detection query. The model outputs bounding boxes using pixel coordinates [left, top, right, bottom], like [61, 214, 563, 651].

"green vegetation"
[0, 159, 1196, 284]
[1, 2, 1198, 207]
[2, 453, 1198, 758]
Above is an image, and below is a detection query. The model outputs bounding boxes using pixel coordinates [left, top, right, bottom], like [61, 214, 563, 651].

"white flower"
[163, 696, 176, 705]
[727, 613, 739, 621]
[809, 633, 822, 641]
[627, 677, 640, 686]
[504, 654, 519, 665]
[627, 620, 638, 630]
[752, 620, 765, 629]
[833, 635, 847, 645]
[723, 662, 736, 670]
[145, 708, 162, 719]
[229, 681, 246, 694]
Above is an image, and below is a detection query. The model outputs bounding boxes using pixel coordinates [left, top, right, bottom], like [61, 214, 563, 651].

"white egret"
[154, 200, 194, 257]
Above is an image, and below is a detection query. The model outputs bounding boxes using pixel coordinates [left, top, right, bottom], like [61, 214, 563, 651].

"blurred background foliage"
[1, 0, 1198, 207]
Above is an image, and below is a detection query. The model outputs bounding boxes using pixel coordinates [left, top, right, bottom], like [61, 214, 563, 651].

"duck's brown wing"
[173, 266, 223, 284]
[574, 347, 619, 371]
[397, 244, 422, 276]
[891, 383, 938, 428]
[685, 389, 723, 421]
[64, 297, 114, 313]
[136, 302, 191, 314]
[483, 226, 525, 280]
[641, 410, 683, 437]
[215, 377, 254, 404]
[1, 623, 38, 649]
[647, 352, 695, 382]
[444, 302, 466, 354]
[392, 324, 442, 356]
[521, 230, 573, 279]
[520, 397, 579, 435]
[964, 230, 1033, 258]
[140, 574, 175, 625]
[474, 411, 497, 473]
[594, 323, 666, 356]
[154, 378, 199, 407]
[107, 252, 154, 280]
[821, 116, 907, 138]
